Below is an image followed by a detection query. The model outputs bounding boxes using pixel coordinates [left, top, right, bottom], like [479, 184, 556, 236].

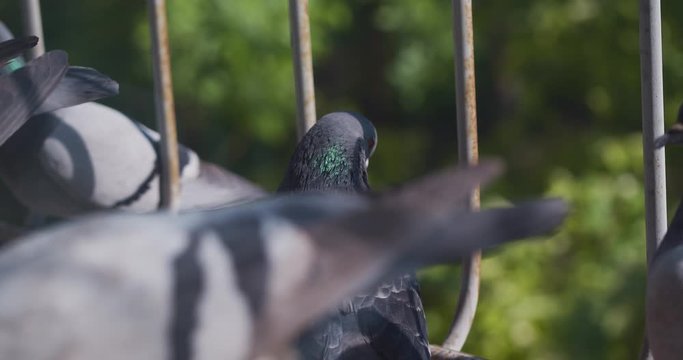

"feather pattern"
[0, 162, 568, 359]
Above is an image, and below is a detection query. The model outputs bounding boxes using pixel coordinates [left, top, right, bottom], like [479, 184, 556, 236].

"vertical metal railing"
[20, 0, 45, 59]
[148, 0, 181, 211]
[639, 0, 667, 358]
[288, 0, 317, 140]
[443, 0, 480, 351]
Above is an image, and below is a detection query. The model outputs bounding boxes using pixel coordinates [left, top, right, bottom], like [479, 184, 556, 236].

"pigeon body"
[0, 102, 266, 216]
[647, 199, 683, 360]
[647, 103, 683, 359]
[279, 112, 430, 360]
[0, 22, 264, 216]
[0, 162, 569, 360]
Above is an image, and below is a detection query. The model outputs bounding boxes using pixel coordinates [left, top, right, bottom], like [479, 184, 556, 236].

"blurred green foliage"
[3, 0, 683, 358]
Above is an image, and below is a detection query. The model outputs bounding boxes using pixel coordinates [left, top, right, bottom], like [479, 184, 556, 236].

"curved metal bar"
[639, 0, 667, 358]
[147, 0, 181, 211]
[20, 0, 45, 60]
[443, 0, 480, 351]
[288, 0, 317, 140]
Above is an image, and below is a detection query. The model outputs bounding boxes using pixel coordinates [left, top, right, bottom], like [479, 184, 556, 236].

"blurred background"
[2, 0, 683, 358]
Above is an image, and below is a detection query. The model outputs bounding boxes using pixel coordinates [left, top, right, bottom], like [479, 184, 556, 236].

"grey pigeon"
[0, 161, 568, 360]
[647, 197, 683, 360]
[278, 112, 376, 193]
[0, 102, 266, 216]
[646, 105, 683, 359]
[0, 22, 119, 115]
[279, 112, 432, 359]
[0, 22, 265, 217]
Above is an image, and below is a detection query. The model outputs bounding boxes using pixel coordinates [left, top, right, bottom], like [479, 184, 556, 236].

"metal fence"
[20, 0, 667, 356]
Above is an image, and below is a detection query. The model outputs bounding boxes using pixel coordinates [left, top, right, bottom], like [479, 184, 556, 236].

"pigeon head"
[278, 112, 378, 193]
[654, 102, 683, 148]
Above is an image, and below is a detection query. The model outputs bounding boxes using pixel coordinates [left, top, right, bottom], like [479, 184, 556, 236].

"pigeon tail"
[654, 134, 669, 149]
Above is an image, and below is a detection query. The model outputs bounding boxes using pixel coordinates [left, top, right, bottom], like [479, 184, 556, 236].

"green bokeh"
[2, 0, 683, 357]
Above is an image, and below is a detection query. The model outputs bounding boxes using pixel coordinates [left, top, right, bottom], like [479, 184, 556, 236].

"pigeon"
[646, 196, 683, 360]
[0, 21, 120, 115]
[0, 22, 265, 217]
[646, 102, 683, 359]
[0, 161, 569, 360]
[278, 112, 376, 193]
[0, 102, 267, 216]
[278, 112, 433, 359]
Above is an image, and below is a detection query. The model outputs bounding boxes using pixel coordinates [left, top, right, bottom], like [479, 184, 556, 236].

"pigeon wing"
[0, 50, 68, 145]
[0, 36, 37, 64]
[33, 66, 120, 115]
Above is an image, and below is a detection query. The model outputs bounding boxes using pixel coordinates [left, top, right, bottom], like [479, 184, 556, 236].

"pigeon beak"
[655, 122, 683, 148]
[365, 158, 369, 169]
[654, 133, 670, 149]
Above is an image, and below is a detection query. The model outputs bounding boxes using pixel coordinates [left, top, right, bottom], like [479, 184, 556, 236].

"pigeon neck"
[654, 198, 683, 262]
[278, 133, 369, 193]
[314, 144, 348, 177]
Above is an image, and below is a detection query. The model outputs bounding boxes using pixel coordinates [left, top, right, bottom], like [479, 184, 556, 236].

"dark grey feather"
[33, 66, 120, 115]
[0, 36, 37, 65]
[0, 50, 68, 146]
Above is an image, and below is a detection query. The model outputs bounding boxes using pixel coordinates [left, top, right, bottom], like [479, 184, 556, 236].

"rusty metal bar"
[288, 0, 317, 140]
[20, 0, 45, 59]
[147, 0, 181, 211]
[443, 0, 480, 351]
[639, 0, 666, 271]
[639, 0, 667, 358]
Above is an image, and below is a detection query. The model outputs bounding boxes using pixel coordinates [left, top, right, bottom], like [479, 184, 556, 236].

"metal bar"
[639, 0, 667, 358]
[443, 0, 480, 351]
[20, 0, 45, 59]
[147, 0, 181, 211]
[288, 0, 317, 140]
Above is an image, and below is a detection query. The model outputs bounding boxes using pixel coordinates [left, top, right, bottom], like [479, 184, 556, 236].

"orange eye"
[367, 138, 375, 151]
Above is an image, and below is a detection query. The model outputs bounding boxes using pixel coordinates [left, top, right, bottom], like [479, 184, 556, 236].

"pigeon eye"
[367, 138, 376, 153]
